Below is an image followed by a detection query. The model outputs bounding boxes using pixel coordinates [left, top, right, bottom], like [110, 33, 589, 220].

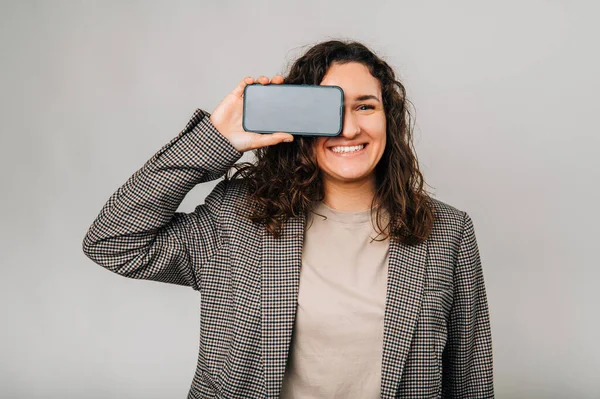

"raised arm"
[82, 75, 295, 290]
[82, 110, 242, 289]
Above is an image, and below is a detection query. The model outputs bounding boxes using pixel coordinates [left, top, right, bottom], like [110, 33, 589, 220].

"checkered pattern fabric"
[83, 109, 494, 398]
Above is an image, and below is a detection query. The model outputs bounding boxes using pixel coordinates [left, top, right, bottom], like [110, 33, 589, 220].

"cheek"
[371, 120, 387, 163]
[315, 137, 327, 148]
[314, 138, 327, 161]
[366, 118, 387, 149]
[360, 112, 385, 129]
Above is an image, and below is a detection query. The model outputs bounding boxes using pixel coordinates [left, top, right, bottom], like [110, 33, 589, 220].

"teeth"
[331, 145, 365, 153]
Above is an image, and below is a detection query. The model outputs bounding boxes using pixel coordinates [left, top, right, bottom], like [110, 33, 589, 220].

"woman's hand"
[210, 75, 294, 153]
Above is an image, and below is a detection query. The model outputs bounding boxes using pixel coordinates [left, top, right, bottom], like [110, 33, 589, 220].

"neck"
[322, 178, 377, 211]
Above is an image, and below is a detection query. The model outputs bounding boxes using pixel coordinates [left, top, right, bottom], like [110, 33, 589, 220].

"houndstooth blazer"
[83, 109, 494, 398]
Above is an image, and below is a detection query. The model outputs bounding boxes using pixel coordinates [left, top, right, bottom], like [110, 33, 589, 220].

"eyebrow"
[351, 94, 381, 102]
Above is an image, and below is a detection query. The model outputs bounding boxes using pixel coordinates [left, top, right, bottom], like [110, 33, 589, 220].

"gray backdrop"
[1, 1, 598, 398]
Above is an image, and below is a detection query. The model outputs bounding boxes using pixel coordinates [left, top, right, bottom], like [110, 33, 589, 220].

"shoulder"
[204, 178, 253, 217]
[431, 197, 465, 225]
[220, 178, 251, 203]
[428, 197, 470, 246]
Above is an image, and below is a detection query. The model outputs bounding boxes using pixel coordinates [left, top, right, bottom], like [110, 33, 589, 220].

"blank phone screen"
[243, 84, 344, 136]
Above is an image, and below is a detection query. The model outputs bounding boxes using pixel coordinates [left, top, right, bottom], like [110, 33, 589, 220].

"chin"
[326, 170, 375, 184]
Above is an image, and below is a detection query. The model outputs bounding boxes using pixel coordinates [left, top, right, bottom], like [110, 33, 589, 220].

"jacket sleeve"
[82, 109, 242, 290]
[441, 212, 494, 398]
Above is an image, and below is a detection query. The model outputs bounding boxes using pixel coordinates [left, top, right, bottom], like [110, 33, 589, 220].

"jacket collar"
[260, 214, 427, 399]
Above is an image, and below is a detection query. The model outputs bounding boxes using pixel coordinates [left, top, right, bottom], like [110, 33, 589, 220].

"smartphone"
[243, 84, 344, 136]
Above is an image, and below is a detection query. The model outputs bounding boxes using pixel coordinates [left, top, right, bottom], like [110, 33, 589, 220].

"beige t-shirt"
[280, 201, 390, 399]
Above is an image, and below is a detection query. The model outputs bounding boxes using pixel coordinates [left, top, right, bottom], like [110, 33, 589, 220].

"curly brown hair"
[226, 40, 435, 245]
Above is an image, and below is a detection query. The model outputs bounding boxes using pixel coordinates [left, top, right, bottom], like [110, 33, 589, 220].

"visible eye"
[357, 104, 375, 111]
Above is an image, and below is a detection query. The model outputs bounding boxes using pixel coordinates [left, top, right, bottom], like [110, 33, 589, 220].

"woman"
[83, 40, 494, 398]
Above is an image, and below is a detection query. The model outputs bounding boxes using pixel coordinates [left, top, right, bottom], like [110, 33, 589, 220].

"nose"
[341, 110, 360, 139]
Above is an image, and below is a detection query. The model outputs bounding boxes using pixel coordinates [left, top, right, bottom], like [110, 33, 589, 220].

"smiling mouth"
[329, 144, 367, 154]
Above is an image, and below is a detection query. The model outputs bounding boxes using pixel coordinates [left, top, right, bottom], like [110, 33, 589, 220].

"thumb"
[254, 133, 294, 148]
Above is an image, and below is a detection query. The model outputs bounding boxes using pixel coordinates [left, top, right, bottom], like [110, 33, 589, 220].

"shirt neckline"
[310, 201, 374, 224]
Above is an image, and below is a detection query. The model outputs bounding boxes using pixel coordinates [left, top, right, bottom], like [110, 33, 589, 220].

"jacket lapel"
[261, 215, 305, 399]
[380, 237, 428, 399]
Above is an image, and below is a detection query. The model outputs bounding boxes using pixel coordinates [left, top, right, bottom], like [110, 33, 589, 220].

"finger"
[256, 75, 269, 85]
[252, 133, 294, 148]
[232, 76, 254, 97]
[271, 75, 284, 84]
